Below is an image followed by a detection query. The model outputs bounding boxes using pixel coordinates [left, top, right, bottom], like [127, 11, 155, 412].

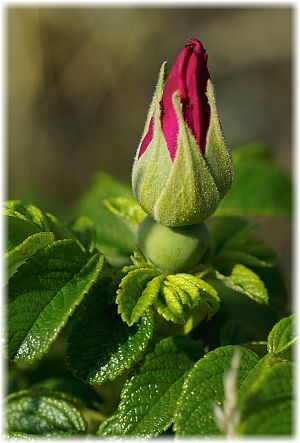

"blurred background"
[7, 7, 293, 283]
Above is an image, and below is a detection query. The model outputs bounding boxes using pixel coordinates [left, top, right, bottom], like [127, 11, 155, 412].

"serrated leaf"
[239, 355, 293, 435]
[66, 281, 155, 384]
[174, 345, 259, 436]
[5, 215, 55, 279]
[117, 336, 202, 437]
[75, 173, 136, 265]
[32, 377, 101, 409]
[5, 200, 50, 230]
[103, 196, 146, 230]
[216, 159, 292, 218]
[5, 389, 87, 437]
[267, 315, 296, 357]
[116, 268, 161, 325]
[216, 264, 268, 304]
[97, 414, 122, 437]
[7, 240, 104, 363]
[71, 216, 96, 253]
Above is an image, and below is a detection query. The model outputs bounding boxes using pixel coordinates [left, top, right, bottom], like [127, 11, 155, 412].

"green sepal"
[205, 80, 234, 199]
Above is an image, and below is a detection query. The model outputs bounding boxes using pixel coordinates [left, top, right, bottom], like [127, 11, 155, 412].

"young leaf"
[117, 336, 202, 437]
[103, 196, 146, 230]
[215, 264, 268, 305]
[216, 158, 292, 218]
[239, 355, 293, 435]
[7, 240, 104, 363]
[5, 389, 87, 437]
[5, 200, 50, 230]
[116, 268, 162, 325]
[173, 345, 259, 436]
[66, 281, 155, 385]
[267, 315, 296, 357]
[5, 215, 55, 279]
[75, 173, 136, 265]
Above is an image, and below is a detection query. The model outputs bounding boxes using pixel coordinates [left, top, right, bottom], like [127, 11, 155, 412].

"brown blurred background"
[7, 7, 293, 284]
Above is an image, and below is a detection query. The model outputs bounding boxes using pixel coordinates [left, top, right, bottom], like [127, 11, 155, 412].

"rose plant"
[4, 39, 295, 438]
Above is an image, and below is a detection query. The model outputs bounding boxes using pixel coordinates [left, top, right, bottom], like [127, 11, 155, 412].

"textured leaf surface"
[267, 315, 296, 356]
[216, 264, 268, 304]
[174, 345, 259, 436]
[239, 356, 293, 435]
[116, 267, 161, 325]
[5, 389, 87, 436]
[97, 414, 122, 437]
[103, 196, 146, 229]
[7, 240, 104, 363]
[5, 200, 50, 230]
[117, 336, 202, 437]
[66, 281, 155, 384]
[75, 173, 135, 264]
[5, 215, 55, 279]
[216, 158, 292, 218]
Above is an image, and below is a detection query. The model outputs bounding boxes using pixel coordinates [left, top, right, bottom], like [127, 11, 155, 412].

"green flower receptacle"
[137, 216, 209, 274]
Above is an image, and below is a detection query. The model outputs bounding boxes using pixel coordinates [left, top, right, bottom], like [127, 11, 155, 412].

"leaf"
[216, 158, 292, 218]
[173, 345, 259, 436]
[216, 264, 268, 305]
[5, 389, 87, 437]
[158, 274, 220, 325]
[7, 240, 104, 363]
[5, 215, 55, 279]
[66, 281, 155, 384]
[71, 216, 96, 253]
[5, 200, 50, 230]
[97, 414, 122, 437]
[239, 355, 293, 435]
[117, 336, 202, 437]
[32, 377, 101, 409]
[116, 267, 162, 325]
[103, 196, 146, 230]
[267, 315, 296, 357]
[207, 216, 275, 274]
[75, 173, 136, 265]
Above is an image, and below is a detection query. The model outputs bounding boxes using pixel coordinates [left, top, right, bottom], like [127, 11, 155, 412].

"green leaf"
[216, 158, 292, 218]
[117, 336, 202, 437]
[239, 356, 293, 435]
[5, 389, 87, 437]
[116, 267, 162, 325]
[5, 215, 55, 279]
[174, 345, 259, 436]
[267, 315, 296, 357]
[71, 216, 96, 253]
[216, 264, 268, 304]
[207, 216, 275, 274]
[7, 240, 104, 363]
[32, 377, 101, 409]
[66, 281, 155, 384]
[75, 173, 136, 265]
[5, 200, 50, 230]
[97, 414, 122, 437]
[103, 196, 146, 230]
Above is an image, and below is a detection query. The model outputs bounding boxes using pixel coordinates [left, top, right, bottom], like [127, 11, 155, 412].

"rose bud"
[132, 38, 233, 227]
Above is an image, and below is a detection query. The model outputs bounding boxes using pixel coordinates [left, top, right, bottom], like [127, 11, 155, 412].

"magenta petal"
[160, 38, 210, 160]
[138, 117, 154, 158]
